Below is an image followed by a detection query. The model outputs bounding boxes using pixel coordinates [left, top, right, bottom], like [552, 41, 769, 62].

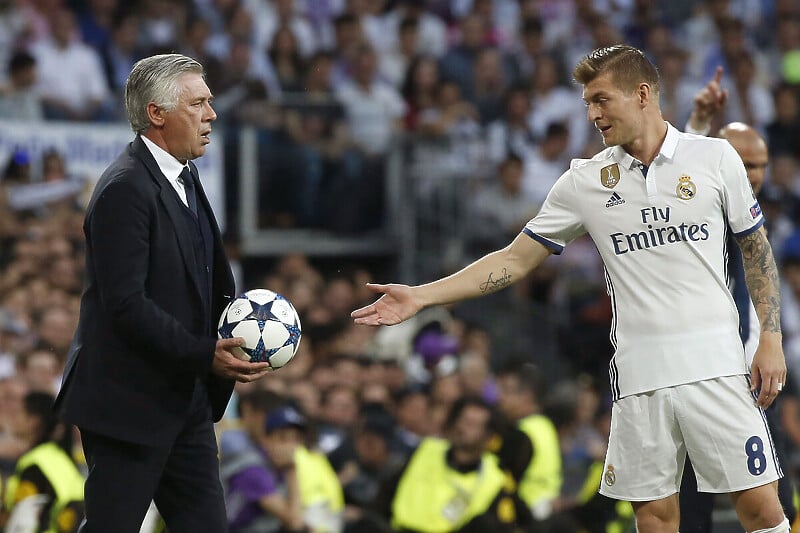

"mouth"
[200, 131, 211, 142]
[597, 124, 611, 134]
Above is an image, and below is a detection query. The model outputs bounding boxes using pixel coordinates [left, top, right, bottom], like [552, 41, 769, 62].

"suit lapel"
[131, 137, 203, 302]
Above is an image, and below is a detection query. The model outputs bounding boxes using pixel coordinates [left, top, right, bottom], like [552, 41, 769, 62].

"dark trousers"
[78, 380, 228, 533]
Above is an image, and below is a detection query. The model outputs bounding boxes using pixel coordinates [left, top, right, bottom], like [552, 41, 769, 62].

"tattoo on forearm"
[737, 229, 781, 332]
[479, 268, 512, 293]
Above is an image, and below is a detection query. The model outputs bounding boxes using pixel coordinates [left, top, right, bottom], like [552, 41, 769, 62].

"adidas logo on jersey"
[606, 192, 625, 208]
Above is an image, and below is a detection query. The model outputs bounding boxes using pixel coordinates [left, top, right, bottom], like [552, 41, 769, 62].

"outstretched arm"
[736, 226, 787, 407]
[351, 233, 552, 326]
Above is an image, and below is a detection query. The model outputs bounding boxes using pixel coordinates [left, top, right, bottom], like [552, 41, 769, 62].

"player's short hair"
[125, 53, 205, 134]
[573, 44, 660, 96]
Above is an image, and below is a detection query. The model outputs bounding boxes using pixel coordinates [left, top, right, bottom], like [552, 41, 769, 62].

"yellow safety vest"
[5, 442, 85, 533]
[294, 446, 344, 533]
[517, 414, 562, 508]
[391, 438, 507, 532]
[578, 461, 634, 533]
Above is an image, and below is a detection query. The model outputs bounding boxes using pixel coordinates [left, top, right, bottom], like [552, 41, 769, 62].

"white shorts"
[599, 375, 782, 501]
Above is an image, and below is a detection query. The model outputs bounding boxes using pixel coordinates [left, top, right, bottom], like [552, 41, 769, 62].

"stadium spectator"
[136, 0, 186, 53]
[400, 55, 441, 131]
[655, 47, 699, 128]
[0, 376, 27, 476]
[465, 154, 539, 257]
[29, 8, 111, 121]
[510, 16, 546, 81]
[485, 84, 537, 165]
[527, 53, 589, 159]
[335, 43, 405, 230]
[766, 84, 800, 159]
[75, 0, 116, 53]
[379, 16, 420, 89]
[0, 50, 43, 121]
[267, 26, 305, 93]
[249, 0, 318, 59]
[3, 391, 84, 533]
[471, 47, 509, 124]
[521, 121, 571, 206]
[439, 13, 487, 102]
[494, 362, 562, 519]
[374, 396, 532, 532]
[15, 348, 59, 394]
[384, 0, 448, 58]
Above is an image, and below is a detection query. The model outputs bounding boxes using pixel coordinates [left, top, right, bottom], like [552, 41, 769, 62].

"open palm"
[351, 283, 421, 326]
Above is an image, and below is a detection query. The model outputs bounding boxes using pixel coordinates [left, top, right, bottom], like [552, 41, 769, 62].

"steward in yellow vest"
[4, 392, 85, 533]
[377, 397, 532, 532]
[294, 445, 345, 532]
[495, 363, 563, 517]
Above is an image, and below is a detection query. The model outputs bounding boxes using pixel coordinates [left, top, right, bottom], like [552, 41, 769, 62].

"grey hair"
[124, 54, 205, 134]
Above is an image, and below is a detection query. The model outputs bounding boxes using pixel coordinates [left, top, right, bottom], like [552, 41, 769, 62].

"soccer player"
[352, 45, 790, 532]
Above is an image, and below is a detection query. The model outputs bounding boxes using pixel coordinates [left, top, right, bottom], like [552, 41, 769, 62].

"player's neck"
[623, 116, 668, 166]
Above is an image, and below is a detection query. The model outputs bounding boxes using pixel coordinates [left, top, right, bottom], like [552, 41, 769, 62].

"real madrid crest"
[604, 464, 616, 486]
[676, 175, 696, 200]
[600, 164, 621, 189]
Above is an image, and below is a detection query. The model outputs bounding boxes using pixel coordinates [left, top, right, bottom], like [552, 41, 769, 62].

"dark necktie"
[179, 167, 197, 217]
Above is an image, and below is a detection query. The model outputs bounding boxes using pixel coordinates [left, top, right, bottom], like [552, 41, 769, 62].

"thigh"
[600, 390, 686, 501]
[678, 458, 714, 533]
[79, 429, 168, 533]
[677, 375, 782, 493]
[155, 388, 228, 533]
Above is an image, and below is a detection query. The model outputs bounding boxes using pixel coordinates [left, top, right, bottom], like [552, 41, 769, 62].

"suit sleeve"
[88, 178, 215, 372]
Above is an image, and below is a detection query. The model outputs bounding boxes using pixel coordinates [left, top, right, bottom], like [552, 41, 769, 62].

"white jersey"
[524, 124, 763, 400]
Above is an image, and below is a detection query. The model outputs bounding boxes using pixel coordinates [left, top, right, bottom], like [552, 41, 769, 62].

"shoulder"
[674, 130, 731, 159]
[561, 148, 616, 182]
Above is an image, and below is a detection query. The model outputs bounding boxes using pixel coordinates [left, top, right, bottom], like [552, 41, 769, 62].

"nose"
[205, 101, 217, 122]
[587, 103, 601, 123]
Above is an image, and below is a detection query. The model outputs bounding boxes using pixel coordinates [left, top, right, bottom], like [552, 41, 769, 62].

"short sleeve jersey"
[524, 124, 763, 400]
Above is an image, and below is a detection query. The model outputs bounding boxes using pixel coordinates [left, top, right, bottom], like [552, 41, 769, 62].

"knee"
[634, 502, 680, 533]
[733, 483, 787, 531]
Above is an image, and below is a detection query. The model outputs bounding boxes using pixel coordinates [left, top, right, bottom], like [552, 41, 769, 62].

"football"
[217, 289, 302, 370]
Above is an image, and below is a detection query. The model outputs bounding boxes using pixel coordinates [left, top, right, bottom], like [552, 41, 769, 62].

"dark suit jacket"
[56, 135, 236, 446]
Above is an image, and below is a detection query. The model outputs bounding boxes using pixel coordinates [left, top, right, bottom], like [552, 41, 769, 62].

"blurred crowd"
[2, 0, 800, 531]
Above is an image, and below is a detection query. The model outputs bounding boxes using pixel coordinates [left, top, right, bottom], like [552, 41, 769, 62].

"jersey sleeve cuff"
[522, 228, 564, 254]
[733, 217, 765, 239]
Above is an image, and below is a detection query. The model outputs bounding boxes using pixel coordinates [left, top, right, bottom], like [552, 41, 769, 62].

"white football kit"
[525, 123, 760, 400]
[524, 123, 781, 498]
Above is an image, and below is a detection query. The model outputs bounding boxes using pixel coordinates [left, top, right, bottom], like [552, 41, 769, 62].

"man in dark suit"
[55, 53, 272, 533]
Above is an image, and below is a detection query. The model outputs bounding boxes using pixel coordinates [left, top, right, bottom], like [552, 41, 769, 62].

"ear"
[638, 83, 652, 108]
[146, 102, 165, 127]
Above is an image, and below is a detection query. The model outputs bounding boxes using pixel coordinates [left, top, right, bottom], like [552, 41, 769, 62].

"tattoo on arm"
[737, 228, 781, 333]
[479, 268, 512, 293]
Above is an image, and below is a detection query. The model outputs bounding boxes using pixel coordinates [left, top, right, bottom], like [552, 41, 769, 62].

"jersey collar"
[610, 121, 679, 170]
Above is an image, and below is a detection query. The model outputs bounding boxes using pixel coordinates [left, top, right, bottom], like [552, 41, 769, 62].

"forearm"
[259, 471, 304, 529]
[737, 227, 782, 334]
[413, 233, 551, 308]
